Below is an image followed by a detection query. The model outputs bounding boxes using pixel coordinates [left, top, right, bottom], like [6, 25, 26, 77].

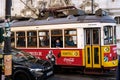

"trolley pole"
[3, 19, 12, 54]
[91, 0, 94, 14]
[4, 0, 12, 53]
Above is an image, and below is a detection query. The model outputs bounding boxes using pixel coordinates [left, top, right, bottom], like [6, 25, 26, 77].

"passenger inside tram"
[66, 36, 75, 46]
[55, 39, 62, 48]
[40, 37, 49, 47]
[29, 37, 37, 47]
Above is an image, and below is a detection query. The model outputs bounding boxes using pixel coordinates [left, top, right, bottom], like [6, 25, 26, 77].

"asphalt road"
[48, 71, 116, 80]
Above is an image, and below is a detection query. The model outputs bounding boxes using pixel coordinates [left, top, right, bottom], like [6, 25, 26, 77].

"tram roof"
[0, 15, 116, 27]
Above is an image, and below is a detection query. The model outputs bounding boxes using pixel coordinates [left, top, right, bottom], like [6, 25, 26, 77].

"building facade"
[0, 0, 5, 19]
[0, 0, 120, 21]
[36, 0, 120, 18]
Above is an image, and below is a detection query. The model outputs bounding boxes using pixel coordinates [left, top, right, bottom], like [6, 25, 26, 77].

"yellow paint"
[101, 46, 104, 66]
[61, 50, 80, 57]
[85, 45, 92, 68]
[92, 45, 101, 68]
[102, 46, 110, 53]
[101, 46, 110, 66]
[82, 49, 85, 66]
[103, 60, 118, 67]
[85, 45, 101, 68]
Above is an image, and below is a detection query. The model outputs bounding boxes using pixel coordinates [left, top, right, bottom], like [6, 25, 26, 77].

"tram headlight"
[104, 47, 110, 52]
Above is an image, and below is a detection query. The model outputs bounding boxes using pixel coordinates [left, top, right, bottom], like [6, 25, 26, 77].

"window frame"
[27, 30, 37, 47]
[51, 29, 63, 48]
[64, 28, 77, 47]
[16, 31, 26, 47]
[104, 26, 114, 45]
[38, 30, 50, 47]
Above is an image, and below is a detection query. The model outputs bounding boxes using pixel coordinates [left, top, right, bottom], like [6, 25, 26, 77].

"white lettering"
[63, 58, 74, 64]
[28, 52, 42, 56]
[113, 47, 117, 53]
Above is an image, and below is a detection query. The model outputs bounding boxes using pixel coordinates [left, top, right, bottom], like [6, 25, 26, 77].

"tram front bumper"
[103, 59, 118, 68]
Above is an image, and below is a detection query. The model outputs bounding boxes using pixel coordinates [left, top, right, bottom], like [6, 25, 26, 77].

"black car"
[1, 48, 54, 80]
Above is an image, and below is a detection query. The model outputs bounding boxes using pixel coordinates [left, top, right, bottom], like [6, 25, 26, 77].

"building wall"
[0, 0, 120, 18]
[11, 0, 25, 17]
[0, 0, 5, 18]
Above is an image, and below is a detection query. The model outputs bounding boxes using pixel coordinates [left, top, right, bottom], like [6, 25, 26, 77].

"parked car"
[6, 48, 54, 80]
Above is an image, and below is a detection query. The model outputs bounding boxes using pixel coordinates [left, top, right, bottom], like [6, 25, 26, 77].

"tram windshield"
[104, 26, 116, 45]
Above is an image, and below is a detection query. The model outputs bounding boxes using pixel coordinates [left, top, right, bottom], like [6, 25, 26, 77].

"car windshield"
[12, 49, 35, 62]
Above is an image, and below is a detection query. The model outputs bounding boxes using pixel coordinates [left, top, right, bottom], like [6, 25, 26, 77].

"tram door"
[85, 28, 101, 68]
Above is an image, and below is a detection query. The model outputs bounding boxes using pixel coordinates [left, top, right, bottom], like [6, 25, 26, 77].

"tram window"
[27, 31, 37, 47]
[114, 16, 120, 24]
[11, 32, 15, 47]
[16, 31, 26, 47]
[64, 29, 77, 47]
[114, 26, 116, 44]
[51, 29, 63, 48]
[39, 30, 49, 47]
[51, 29, 62, 35]
[86, 30, 90, 44]
[104, 26, 113, 45]
[93, 29, 99, 44]
[94, 48, 99, 64]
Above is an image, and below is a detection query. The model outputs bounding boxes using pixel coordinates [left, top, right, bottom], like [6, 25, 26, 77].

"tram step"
[84, 68, 103, 74]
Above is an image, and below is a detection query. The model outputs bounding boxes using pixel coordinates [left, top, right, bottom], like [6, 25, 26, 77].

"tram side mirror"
[95, 8, 108, 16]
